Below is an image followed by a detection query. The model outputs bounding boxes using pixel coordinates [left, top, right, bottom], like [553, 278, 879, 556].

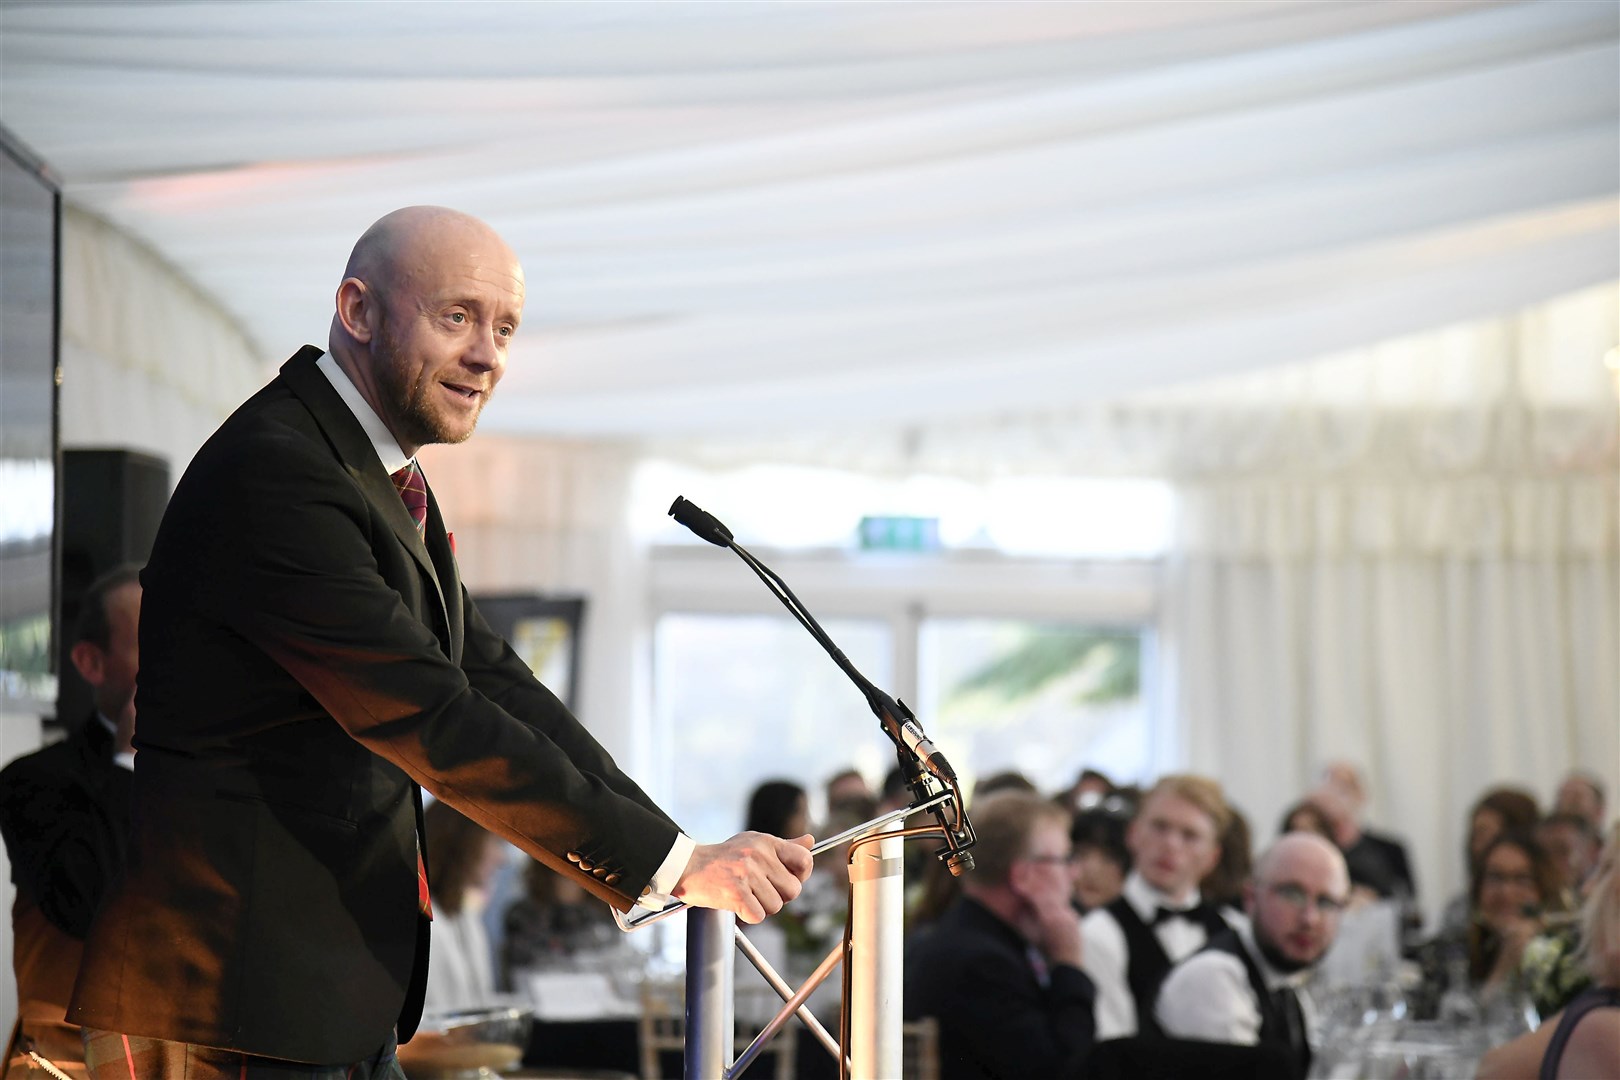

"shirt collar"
[316, 351, 412, 476]
[1124, 870, 1202, 921]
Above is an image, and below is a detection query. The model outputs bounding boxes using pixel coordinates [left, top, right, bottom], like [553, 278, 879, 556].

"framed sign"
[471, 593, 586, 712]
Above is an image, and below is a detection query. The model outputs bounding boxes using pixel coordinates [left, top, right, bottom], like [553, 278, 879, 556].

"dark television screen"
[0, 125, 60, 714]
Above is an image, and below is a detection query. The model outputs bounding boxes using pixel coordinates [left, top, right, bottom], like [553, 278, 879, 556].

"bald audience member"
[1156, 833, 1351, 1080]
[69, 207, 814, 1078]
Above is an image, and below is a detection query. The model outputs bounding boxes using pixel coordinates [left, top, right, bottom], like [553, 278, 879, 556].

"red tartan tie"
[389, 462, 434, 919]
[390, 463, 428, 536]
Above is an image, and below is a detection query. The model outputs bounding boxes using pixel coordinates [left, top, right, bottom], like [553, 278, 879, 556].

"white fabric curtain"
[1161, 285, 1619, 924]
[416, 437, 650, 769]
[58, 207, 267, 474]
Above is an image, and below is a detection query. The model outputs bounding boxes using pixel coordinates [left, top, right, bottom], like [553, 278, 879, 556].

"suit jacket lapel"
[278, 347, 452, 644]
[422, 480, 464, 666]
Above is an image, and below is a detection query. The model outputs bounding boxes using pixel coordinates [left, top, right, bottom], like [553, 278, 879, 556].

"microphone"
[668, 496, 733, 547]
[666, 495, 975, 874]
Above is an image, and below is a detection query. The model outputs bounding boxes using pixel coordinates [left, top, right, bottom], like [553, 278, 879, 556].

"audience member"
[1315, 761, 1418, 905]
[500, 858, 617, 988]
[1070, 806, 1130, 913]
[1279, 799, 1335, 842]
[0, 565, 141, 1062]
[1156, 833, 1351, 1080]
[746, 779, 812, 839]
[1081, 774, 1233, 1039]
[421, 800, 510, 1014]
[823, 767, 874, 816]
[1553, 771, 1606, 832]
[1413, 830, 1568, 1018]
[1537, 812, 1602, 900]
[971, 769, 1038, 802]
[904, 792, 1095, 1080]
[1477, 822, 1620, 1080]
[1063, 767, 1117, 812]
[1202, 806, 1254, 915]
[1436, 786, 1541, 937]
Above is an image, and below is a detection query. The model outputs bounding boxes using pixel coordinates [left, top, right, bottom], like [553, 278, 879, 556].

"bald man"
[1155, 833, 1351, 1080]
[70, 207, 813, 1077]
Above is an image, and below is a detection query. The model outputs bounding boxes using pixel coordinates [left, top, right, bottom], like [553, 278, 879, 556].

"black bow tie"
[1152, 903, 1208, 926]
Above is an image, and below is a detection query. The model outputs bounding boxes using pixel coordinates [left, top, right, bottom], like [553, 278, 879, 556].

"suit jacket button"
[578, 859, 594, 872]
[605, 873, 621, 885]
[592, 866, 607, 878]
[566, 851, 582, 863]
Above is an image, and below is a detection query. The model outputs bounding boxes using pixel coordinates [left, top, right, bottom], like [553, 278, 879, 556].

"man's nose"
[463, 325, 504, 372]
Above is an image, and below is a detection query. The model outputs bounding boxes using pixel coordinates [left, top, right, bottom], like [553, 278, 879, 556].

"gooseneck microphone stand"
[614, 497, 977, 1080]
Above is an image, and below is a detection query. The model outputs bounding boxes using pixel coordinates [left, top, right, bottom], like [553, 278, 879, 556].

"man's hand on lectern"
[673, 832, 815, 924]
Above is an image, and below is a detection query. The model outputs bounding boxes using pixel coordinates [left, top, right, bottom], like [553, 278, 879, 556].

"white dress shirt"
[315, 352, 693, 902]
[1155, 920, 1311, 1044]
[1080, 870, 1235, 1039]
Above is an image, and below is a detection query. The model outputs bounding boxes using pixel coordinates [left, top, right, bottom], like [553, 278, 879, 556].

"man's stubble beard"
[372, 320, 485, 449]
[1255, 923, 1318, 975]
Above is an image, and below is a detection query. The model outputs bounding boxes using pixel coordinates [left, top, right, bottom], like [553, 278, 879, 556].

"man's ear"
[69, 640, 105, 687]
[335, 277, 376, 344]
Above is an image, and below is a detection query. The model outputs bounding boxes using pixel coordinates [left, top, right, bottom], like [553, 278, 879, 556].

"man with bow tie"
[1080, 774, 1235, 1039]
[69, 207, 814, 1078]
[1155, 832, 1351, 1080]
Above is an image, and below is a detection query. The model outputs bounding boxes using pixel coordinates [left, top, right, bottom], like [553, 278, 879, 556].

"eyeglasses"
[1481, 870, 1537, 889]
[1268, 882, 1347, 916]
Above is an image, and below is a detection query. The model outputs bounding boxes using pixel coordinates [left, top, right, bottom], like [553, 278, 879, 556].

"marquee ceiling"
[2, 0, 1616, 440]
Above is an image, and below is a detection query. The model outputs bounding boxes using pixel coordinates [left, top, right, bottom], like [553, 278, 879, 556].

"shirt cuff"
[637, 832, 696, 910]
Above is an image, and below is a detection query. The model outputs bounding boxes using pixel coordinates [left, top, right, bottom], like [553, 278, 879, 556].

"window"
[917, 618, 1151, 797]
[652, 613, 894, 842]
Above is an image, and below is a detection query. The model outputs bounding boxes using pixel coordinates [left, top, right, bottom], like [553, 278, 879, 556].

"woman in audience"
[1069, 804, 1130, 912]
[1438, 787, 1542, 936]
[1414, 830, 1567, 1017]
[1280, 797, 1336, 841]
[501, 855, 618, 987]
[1477, 823, 1620, 1079]
[422, 799, 511, 1014]
[747, 778, 811, 839]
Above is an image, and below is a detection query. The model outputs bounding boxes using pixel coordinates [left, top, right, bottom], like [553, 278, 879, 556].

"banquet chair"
[901, 1016, 940, 1080]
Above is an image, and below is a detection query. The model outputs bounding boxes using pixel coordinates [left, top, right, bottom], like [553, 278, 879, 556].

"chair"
[901, 1016, 940, 1080]
[637, 981, 798, 1080]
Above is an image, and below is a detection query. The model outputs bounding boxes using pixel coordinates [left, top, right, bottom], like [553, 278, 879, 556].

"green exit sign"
[858, 516, 941, 552]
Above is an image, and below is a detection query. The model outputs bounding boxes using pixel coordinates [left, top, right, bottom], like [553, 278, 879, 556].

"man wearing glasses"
[904, 791, 1096, 1080]
[1155, 831, 1351, 1080]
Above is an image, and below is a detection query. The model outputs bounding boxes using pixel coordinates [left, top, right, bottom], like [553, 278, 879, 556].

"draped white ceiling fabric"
[2, 0, 1616, 444]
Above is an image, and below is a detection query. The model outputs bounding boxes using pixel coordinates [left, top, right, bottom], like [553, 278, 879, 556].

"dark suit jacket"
[904, 896, 1096, 1080]
[69, 347, 679, 1062]
[0, 714, 131, 1012]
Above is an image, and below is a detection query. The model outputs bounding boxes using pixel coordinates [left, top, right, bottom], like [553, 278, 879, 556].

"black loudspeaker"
[55, 448, 169, 729]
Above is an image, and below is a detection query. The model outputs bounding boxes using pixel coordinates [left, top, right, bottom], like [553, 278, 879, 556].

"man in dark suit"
[0, 565, 140, 1060]
[1155, 832, 1351, 1080]
[69, 207, 814, 1077]
[904, 791, 1096, 1080]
